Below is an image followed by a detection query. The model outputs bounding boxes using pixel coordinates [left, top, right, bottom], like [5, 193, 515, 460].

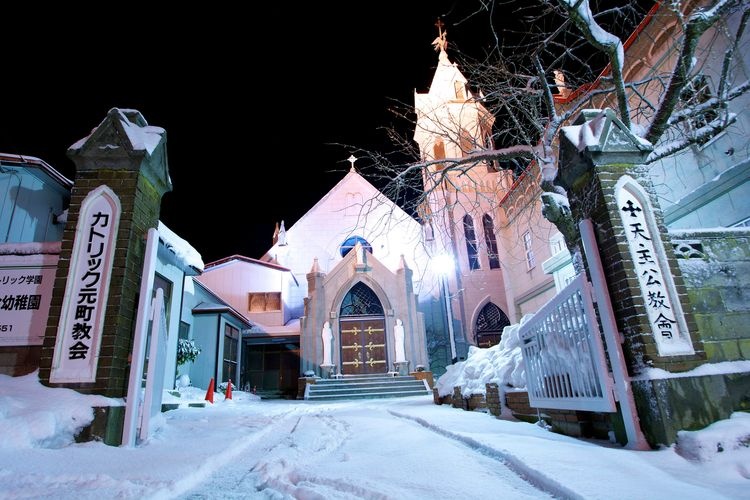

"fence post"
[580, 219, 649, 450]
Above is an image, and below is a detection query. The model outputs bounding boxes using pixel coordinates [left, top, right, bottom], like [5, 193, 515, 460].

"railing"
[518, 274, 616, 412]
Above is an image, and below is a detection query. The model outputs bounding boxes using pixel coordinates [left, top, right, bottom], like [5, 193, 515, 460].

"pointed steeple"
[272, 222, 280, 246]
[310, 257, 320, 273]
[414, 21, 493, 166]
[278, 220, 288, 246]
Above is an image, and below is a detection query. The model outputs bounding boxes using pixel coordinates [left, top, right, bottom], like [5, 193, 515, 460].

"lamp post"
[433, 254, 457, 363]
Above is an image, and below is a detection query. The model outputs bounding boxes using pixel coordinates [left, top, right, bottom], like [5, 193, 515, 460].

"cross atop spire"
[432, 18, 448, 53]
[347, 154, 357, 172]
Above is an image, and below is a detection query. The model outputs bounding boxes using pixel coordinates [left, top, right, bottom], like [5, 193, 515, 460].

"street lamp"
[433, 254, 457, 364]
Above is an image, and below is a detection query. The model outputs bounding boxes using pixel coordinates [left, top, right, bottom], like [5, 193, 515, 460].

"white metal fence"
[518, 274, 616, 412]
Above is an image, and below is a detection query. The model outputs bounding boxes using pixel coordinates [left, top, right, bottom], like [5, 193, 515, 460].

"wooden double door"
[339, 317, 387, 375]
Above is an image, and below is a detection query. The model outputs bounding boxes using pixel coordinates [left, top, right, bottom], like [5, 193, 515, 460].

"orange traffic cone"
[225, 379, 233, 400]
[205, 378, 215, 404]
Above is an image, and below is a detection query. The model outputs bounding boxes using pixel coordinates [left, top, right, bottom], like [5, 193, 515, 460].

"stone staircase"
[305, 373, 431, 401]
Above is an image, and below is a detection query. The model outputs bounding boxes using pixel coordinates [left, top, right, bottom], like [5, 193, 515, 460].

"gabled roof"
[261, 168, 419, 261]
[204, 254, 291, 272]
[203, 254, 299, 286]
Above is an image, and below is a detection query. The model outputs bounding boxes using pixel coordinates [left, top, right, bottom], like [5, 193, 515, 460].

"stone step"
[307, 388, 431, 401]
[306, 374, 430, 401]
[310, 382, 427, 396]
[312, 379, 424, 389]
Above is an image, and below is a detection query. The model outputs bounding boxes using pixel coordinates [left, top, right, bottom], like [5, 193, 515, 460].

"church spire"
[278, 220, 287, 246]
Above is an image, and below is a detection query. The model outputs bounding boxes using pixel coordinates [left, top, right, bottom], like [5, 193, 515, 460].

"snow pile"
[435, 315, 532, 397]
[676, 412, 750, 469]
[0, 241, 61, 255]
[0, 371, 120, 450]
[158, 220, 205, 271]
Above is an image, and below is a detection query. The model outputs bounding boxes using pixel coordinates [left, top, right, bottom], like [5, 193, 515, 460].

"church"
[197, 32, 568, 396]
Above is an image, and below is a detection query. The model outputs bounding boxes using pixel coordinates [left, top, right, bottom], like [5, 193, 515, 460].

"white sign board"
[0, 254, 57, 346]
[140, 289, 168, 442]
[50, 186, 121, 383]
[615, 177, 694, 356]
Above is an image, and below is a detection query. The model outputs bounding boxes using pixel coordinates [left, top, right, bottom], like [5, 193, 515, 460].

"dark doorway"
[242, 340, 299, 398]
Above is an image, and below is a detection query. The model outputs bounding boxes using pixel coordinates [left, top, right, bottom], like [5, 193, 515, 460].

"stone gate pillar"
[557, 109, 706, 446]
[39, 108, 172, 398]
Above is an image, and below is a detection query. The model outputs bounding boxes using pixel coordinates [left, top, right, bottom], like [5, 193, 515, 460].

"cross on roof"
[432, 18, 448, 52]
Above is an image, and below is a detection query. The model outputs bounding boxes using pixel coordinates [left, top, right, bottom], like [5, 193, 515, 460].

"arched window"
[482, 214, 500, 269]
[340, 236, 372, 257]
[474, 302, 510, 348]
[340, 282, 384, 316]
[463, 214, 480, 270]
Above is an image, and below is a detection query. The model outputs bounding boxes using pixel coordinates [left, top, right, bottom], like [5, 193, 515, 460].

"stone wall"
[672, 229, 750, 362]
[627, 229, 750, 445]
[434, 385, 615, 440]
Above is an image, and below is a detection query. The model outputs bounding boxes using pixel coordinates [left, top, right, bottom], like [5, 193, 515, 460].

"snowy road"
[178, 400, 555, 500]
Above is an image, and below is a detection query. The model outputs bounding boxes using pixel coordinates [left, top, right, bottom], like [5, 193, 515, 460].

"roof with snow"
[157, 221, 204, 273]
[0, 153, 73, 190]
[67, 108, 172, 195]
[69, 108, 165, 156]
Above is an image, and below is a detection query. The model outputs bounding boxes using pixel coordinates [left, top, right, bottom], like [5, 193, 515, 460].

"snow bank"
[676, 412, 750, 467]
[435, 315, 533, 397]
[0, 371, 120, 450]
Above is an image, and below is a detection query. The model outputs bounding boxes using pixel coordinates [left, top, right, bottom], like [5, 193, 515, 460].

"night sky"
[1, 2, 641, 264]
[1, 2, 498, 264]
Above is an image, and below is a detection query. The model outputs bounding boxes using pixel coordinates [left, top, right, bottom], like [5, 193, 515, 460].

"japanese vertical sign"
[50, 186, 121, 383]
[615, 177, 694, 356]
[0, 255, 57, 346]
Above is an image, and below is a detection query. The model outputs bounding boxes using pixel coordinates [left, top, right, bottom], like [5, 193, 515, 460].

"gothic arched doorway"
[474, 302, 510, 348]
[338, 282, 387, 375]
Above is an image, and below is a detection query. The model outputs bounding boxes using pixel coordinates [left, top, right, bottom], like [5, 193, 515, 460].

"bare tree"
[359, 0, 750, 253]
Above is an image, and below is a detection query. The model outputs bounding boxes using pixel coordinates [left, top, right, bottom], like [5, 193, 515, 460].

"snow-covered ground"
[0, 372, 748, 499]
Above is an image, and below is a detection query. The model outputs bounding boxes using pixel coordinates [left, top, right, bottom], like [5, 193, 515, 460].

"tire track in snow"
[173, 407, 310, 499]
[250, 412, 393, 499]
[179, 410, 388, 499]
[388, 409, 583, 500]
